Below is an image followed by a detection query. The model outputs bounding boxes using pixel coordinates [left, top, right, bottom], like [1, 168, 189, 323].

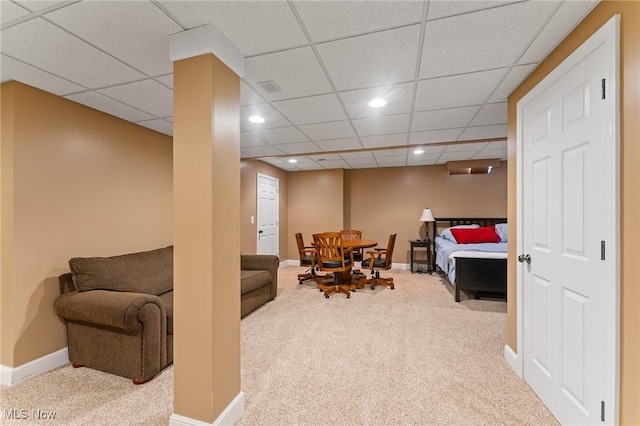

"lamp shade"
[419, 208, 434, 222]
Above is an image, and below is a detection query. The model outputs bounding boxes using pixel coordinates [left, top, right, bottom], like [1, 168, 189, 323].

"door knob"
[258, 230, 264, 234]
[518, 254, 531, 264]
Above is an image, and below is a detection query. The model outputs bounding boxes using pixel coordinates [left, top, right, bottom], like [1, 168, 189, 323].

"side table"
[409, 239, 432, 274]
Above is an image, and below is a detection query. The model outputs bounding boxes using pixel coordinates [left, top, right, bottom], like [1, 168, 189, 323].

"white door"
[519, 17, 619, 425]
[256, 173, 278, 256]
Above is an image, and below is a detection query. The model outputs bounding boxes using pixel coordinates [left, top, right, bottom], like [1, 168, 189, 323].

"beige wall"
[506, 1, 640, 423]
[0, 81, 173, 367]
[240, 160, 288, 257]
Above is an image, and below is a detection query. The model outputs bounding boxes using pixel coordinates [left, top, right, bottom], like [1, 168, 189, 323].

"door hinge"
[601, 79, 606, 100]
[601, 401, 605, 422]
[601, 240, 606, 260]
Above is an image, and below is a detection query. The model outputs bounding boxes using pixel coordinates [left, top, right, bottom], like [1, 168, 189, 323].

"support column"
[169, 25, 243, 425]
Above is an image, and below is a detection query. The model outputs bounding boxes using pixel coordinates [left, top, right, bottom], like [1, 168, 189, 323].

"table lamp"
[419, 208, 435, 241]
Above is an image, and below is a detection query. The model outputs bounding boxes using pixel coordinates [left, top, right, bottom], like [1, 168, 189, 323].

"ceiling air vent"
[256, 80, 282, 94]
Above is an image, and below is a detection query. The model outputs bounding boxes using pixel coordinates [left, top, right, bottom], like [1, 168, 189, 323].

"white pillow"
[495, 223, 508, 242]
[440, 224, 480, 243]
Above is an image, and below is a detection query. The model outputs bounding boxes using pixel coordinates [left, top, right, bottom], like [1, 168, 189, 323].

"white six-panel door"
[256, 173, 279, 256]
[518, 16, 619, 425]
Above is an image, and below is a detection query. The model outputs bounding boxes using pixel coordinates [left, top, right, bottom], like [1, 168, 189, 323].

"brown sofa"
[54, 247, 278, 383]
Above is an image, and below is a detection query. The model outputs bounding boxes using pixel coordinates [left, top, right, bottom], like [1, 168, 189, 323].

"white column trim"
[0, 347, 69, 386]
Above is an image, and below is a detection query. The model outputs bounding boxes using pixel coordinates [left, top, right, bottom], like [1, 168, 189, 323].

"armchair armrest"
[54, 290, 167, 333]
[241, 254, 279, 300]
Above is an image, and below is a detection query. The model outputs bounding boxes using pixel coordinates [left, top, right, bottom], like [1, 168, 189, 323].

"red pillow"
[450, 226, 501, 244]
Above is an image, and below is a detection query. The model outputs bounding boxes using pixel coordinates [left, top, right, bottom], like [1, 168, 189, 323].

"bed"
[431, 218, 507, 302]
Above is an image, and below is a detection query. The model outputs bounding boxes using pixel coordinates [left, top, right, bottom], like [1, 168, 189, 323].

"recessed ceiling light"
[368, 98, 387, 108]
[414, 149, 424, 155]
[288, 159, 297, 163]
[248, 115, 265, 123]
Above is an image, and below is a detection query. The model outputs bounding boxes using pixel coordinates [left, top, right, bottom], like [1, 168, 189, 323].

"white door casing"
[515, 15, 620, 425]
[256, 173, 278, 256]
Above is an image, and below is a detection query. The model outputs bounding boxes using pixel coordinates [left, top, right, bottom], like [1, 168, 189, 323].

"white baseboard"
[279, 259, 298, 267]
[504, 344, 522, 378]
[0, 347, 69, 386]
[170, 391, 245, 426]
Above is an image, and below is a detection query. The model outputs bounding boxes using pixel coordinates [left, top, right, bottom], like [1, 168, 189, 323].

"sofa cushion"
[241, 270, 272, 295]
[69, 246, 173, 295]
[158, 291, 173, 335]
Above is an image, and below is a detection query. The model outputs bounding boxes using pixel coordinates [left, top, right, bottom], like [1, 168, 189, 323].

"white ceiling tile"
[340, 151, 375, 160]
[314, 138, 363, 152]
[249, 127, 309, 145]
[245, 47, 333, 101]
[241, 104, 290, 130]
[294, 0, 423, 42]
[274, 142, 321, 155]
[99, 79, 172, 117]
[158, 1, 307, 56]
[426, 1, 520, 21]
[242, 145, 287, 157]
[272, 93, 347, 125]
[1, 18, 144, 88]
[296, 162, 326, 171]
[519, 1, 599, 65]
[420, 1, 560, 78]
[349, 162, 378, 169]
[374, 148, 408, 158]
[469, 102, 508, 126]
[415, 68, 507, 110]
[278, 163, 303, 171]
[46, 1, 182, 76]
[316, 25, 420, 91]
[258, 157, 286, 166]
[241, 132, 268, 148]
[412, 106, 480, 132]
[353, 114, 410, 137]
[346, 158, 378, 166]
[164, 117, 173, 123]
[473, 148, 508, 159]
[1, 1, 30, 24]
[241, 82, 266, 106]
[308, 153, 342, 161]
[299, 121, 355, 141]
[1, 54, 85, 95]
[154, 74, 173, 89]
[487, 64, 537, 103]
[459, 124, 508, 141]
[410, 145, 446, 154]
[65, 91, 155, 122]
[377, 157, 407, 167]
[136, 119, 173, 136]
[13, 1, 67, 12]
[317, 159, 350, 169]
[407, 155, 439, 165]
[445, 142, 489, 152]
[340, 82, 414, 119]
[360, 133, 408, 149]
[288, 156, 314, 163]
[484, 141, 508, 150]
[409, 128, 464, 145]
[439, 151, 483, 162]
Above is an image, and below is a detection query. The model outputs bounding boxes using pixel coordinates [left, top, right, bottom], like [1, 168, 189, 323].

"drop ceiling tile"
[408, 128, 464, 145]
[274, 142, 322, 155]
[316, 25, 420, 91]
[299, 121, 356, 141]
[294, 1, 423, 42]
[487, 64, 537, 103]
[360, 133, 408, 149]
[259, 157, 287, 166]
[410, 145, 446, 154]
[377, 157, 407, 167]
[249, 127, 310, 145]
[407, 155, 439, 165]
[46, 2, 182, 76]
[308, 153, 342, 161]
[349, 161, 379, 169]
[278, 163, 303, 171]
[242, 145, 287, 157]
[99, 79, 173, 117]
[340, 151, 375, 160]
[473, 148, 508, 159]
[272, 94, 347, 125]
[245, 47, 333, 101]
[136, 119, 173, 136]
[420, 1, 559, 78]
[13, 1, 67, 11]
[374, 148, 408, 158]
[353, 114, 410, 137]
[158, 1, 307, 56]
[415, 68, 507, 111]
[469, 103, 508, 126]
[1, 1, 30, 24]
[444, 142, 489, 152]
[241, 104, 290, 130]
[519, 0, 598, 64]
[459, 124, 508, 141]
[426, 1, 521, 20]
[339, 82, 414, 119]
[1, 18, 144, 88]
[164, 117, 173, 123]
[241, 132, 268, 148]
[346, 158, 378, 166]
[317, 159, 350, 169]
[154, 74, 173, 89]
[438, 151, 483, 162]
[1, 54, 85, 95]
[296, 162, 326, 171]
[241, 82, 266, 106]
[314, 138, 363, 152]
[484, 141, 508, 150]
[65, 91, 155, 122]
[412, 106, 480, 132]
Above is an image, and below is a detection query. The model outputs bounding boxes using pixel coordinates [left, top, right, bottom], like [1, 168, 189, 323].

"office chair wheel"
[370, 285, 375, 290]
[390, 286, 395, 290]
[325, 294, 329, 298]
[346, 293, 350, 299]
[319, 289, 323, 292]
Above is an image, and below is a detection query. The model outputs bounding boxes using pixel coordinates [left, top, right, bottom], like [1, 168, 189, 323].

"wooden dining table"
[338, 239, 378, 289]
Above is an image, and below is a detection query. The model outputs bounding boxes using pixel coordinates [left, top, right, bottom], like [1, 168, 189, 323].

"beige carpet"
[0, 265, 558, 425]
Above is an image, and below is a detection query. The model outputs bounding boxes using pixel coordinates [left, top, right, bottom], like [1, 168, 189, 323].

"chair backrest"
[295, 232, 306, 257]
[383, 234, 397, 268]
[313, 232, 352, 272]
[340, 229, 362, 241]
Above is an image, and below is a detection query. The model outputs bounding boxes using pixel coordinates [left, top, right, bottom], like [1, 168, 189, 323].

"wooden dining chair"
[340, 229, 363, 261]
[312, 232, 355, 298]
[362, 233, 397, 289]
[295, 233, 327, 284]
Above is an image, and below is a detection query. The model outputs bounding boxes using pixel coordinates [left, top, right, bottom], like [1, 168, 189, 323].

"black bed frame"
[432, 218, 507, 302]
